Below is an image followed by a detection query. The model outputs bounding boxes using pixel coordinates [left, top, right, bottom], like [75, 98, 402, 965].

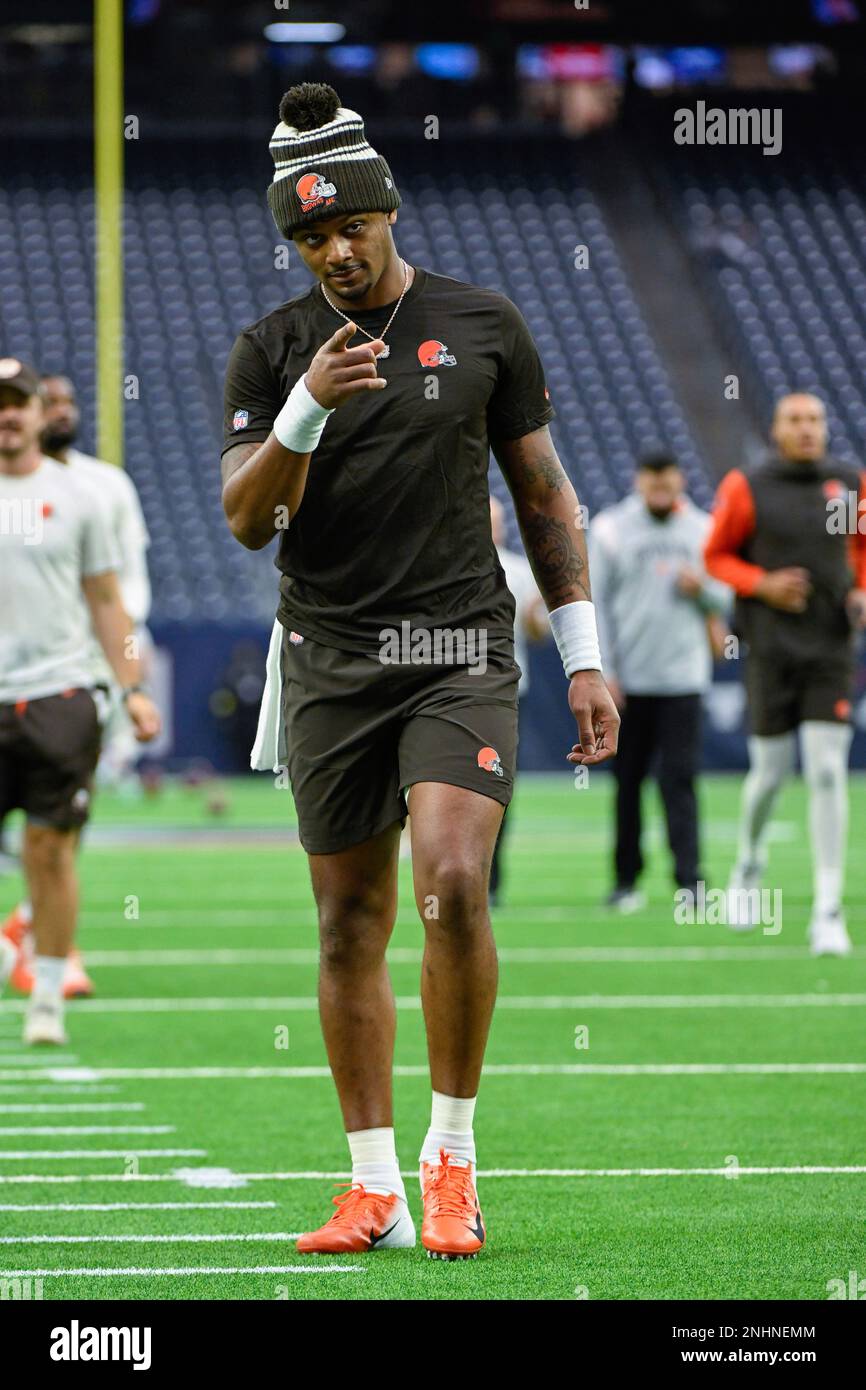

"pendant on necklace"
[376, 344, 390, 359]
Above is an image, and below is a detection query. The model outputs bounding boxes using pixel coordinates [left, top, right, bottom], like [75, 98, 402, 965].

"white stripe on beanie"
[272, 146, 380, 183]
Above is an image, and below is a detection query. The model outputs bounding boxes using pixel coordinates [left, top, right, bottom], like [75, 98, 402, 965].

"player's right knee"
[316, 897, 392, 967]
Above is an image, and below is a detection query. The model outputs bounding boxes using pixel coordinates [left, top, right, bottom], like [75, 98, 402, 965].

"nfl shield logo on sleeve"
[232, 408, 249, 430]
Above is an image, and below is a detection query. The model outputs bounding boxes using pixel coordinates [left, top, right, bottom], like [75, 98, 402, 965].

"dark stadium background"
[2, 0, 866, 772]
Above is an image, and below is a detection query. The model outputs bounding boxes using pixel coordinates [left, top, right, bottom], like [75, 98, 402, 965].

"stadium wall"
[150, 623, 866, 775]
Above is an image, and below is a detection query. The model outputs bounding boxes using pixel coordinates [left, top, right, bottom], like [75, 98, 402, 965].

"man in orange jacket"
[704, 394, 866, 955]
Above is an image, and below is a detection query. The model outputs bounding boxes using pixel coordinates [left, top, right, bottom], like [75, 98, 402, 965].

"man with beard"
[1, 373, 152, 998]
[590, 453, 730, 911]
[0, 359, 160, 1041]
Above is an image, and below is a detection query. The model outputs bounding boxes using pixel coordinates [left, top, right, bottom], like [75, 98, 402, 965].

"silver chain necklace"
[320, 260, 411, 360]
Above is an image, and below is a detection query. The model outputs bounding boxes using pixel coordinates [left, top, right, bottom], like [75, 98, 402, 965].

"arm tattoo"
[509, 436, 566, 492]
[521, 510, 592, 607]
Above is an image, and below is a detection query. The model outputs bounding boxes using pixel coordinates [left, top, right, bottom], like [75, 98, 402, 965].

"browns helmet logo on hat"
[296, 171, 338, 214]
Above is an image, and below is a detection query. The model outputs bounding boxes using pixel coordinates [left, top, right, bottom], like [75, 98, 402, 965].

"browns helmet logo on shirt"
[296, 172, 337, 213]
[417, 339, 457, 368]
[477, 746, 504, 777]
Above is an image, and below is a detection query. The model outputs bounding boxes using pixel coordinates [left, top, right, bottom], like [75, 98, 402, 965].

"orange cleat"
[1, 905, 29, 950]
[7, 930, 34, 996]
[63, 949, 95, 999]
[296, 1184, 415, 1254]
[421, 1149, 486, 1261]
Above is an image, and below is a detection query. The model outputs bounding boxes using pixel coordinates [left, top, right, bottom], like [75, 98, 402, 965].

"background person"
[2, 372, 153, 999]
[590, 452, 730, 911]
[0, 359, 160, 1043]
[704, 393, 866, 955]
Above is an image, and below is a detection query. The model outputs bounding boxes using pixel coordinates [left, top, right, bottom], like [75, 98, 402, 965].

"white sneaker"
[23, 994, 68, 1046]
[605, 888, 647, 914]
[726, 863, 764, 931]
[809, 911, 852, 958]
[0, 935, 16, 994]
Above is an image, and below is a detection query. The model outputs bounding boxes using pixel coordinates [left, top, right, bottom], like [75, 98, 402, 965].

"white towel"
[251, 618, 287, 772]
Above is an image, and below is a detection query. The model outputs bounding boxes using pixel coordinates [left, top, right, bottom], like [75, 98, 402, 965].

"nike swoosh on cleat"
[368, 1220, 400, 1248]
[465, 1209, 485, 1243]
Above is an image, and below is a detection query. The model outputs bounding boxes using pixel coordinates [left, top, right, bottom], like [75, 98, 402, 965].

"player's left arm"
[82, 570, 161, 742]
[493, 426, 619, 765]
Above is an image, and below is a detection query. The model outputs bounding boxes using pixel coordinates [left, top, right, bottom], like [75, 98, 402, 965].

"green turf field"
[0, 771, 864, 1301]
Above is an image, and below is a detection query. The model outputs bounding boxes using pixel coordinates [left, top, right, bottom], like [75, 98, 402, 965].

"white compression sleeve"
[799, 720, 853, 917]
[735, 732, 797, 871]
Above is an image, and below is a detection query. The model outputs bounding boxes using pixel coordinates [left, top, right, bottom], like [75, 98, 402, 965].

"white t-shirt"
[65, 449, 151, 624]
[497, 545, 544, 696]
[0, 457, 119, 703]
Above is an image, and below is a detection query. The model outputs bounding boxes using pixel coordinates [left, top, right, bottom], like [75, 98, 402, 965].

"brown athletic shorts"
[279, 626, 520, 854]
[745, 651, 855, 737]
[0, 688, 101, 830]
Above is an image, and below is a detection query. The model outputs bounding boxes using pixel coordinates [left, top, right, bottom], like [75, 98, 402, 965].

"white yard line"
[0, 1085, 120, 1096]
[0, 1126, 173, 1137]
[2, 992, 865, 1015]
[1, 1061, 863, 1085]
[1, 1165, 862, 1190]
[0, 1104, 145, 1115]
[0, 1232, 301, 1245]
[76, 944, 866, 966]
[0, 1201, 277, 1212]
[0, 1264, 363, 1276]
[0, 1148, 204, 1160]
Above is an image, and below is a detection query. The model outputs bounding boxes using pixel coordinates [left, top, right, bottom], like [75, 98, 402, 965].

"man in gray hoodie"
[589, 454, 730, 910]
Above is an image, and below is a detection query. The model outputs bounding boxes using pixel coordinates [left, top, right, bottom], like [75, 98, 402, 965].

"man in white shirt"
[42, 372, 153, 776]
[2, 373, 154, 998]
[0, 359, 160, 1042]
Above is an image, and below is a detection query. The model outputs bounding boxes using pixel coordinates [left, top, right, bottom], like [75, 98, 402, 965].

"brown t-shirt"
[221, 267, 554, 654]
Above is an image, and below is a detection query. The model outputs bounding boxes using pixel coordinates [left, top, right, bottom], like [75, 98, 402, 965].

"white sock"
[33, 955, 65, 1003]
[19, 901, 33, 925]
[419, 1091, 477, 1171]
[0, 935, 16, 985]
[735, 733, 796, 872]
[346, 1127, 407, 1201]
[800, 720, 852, 918]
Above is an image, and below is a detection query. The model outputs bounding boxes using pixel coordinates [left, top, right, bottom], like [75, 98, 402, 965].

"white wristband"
[549, 600, 602, 677]
[273, 375, 335, 454]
